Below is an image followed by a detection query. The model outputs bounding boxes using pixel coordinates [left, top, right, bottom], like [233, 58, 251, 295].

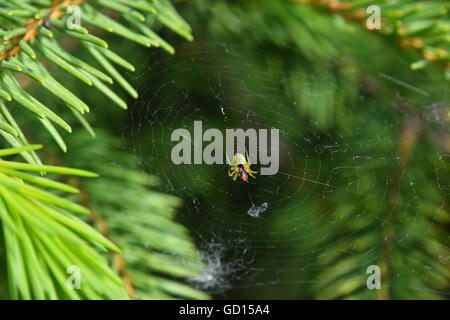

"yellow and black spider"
[226, 151, 257, 182]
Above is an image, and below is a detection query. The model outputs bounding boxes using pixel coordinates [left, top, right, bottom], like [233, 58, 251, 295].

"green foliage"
[0, 145, 129, 299]
[0, 0, 205, 300]
[62, 130, 210, 299]
[0, 0, 447, 301]
[301, 0, 449, 74]
[191, 0, 448, 129]
[0, 0, 191, 156]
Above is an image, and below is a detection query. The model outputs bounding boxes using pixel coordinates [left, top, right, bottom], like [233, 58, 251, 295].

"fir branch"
[0, 144, 130, 299]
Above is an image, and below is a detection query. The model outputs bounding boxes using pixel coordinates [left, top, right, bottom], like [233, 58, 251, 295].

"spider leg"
[246, 150, 251, 165]
[229, 166, 241, 181]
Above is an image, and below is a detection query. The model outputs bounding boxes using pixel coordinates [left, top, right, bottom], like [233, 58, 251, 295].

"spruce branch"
[0, 0, 192, 156]
[61, 130, 209, 300]
[190, 0, 449, 299]
[0, 0, 200, 300]
[0, 144, 130, 299]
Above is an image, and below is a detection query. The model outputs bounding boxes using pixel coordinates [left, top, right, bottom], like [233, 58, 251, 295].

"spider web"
[123, 42, 449, 299]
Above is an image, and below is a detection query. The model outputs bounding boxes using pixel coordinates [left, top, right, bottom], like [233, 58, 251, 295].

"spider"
[226, 151, 257, 182]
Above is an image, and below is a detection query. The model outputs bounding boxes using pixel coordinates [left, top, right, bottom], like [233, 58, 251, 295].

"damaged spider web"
[123, 42, 449, 299]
